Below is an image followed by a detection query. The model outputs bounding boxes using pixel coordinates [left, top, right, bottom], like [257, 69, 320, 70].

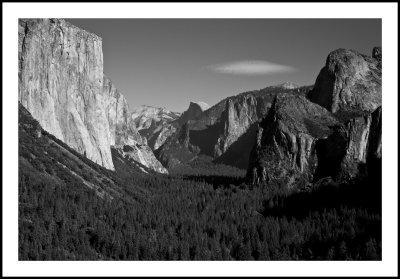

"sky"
[67, 19, 381, 112]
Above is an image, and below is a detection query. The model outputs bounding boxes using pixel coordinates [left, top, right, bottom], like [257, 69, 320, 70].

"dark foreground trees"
[19, 159, 381, 260]
[18, 99, 381, 260]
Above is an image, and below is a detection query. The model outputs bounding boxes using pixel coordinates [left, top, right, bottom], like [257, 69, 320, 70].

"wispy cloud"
[207, 60, 297, 76]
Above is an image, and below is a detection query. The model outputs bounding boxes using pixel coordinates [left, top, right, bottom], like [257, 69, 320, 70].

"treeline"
[18, 104, 381, 260]
[19, 161, 381, 260]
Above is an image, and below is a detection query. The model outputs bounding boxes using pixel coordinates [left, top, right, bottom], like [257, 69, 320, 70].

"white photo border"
[2, 2, 398, 277]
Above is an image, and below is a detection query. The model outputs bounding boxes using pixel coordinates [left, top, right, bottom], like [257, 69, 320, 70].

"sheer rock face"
[313, 107, 382, 182]
[248, 48, 382, 188]
[188, 86, 311, 162]
[309, 48, 381, 115]
[309, 48, 382, 181]
[213, 95, 260, 157]
[18, 18, 167, 174]
[18, 18, 114, 169]
[103, 75, 145, 146]
[102, 76, 169, 174]
[131, 105, 180, 150]
[157, 86, 312, 169]
[367, 106, 382, 160]
[157, 93, 271, 168]
[331, 106, 382, 180]
[148, 124, 178, 151]
[247, 94, 340, 188]
[155, 123, 200, 169]
[175, 101, 210, 126]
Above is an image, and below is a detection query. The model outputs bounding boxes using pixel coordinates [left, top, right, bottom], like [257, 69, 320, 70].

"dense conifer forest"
[18, 105, 381, 261]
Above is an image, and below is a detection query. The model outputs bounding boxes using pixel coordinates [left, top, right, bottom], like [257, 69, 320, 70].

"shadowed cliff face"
[247, 94, 339, 188]
[19, 18, 113, 169]
[155, 123, 200, 169]
[248, 48, 382, 188]
[174, 101, 210, 127]
[157, 85, 312, 169]
[189, 85, 312, 162]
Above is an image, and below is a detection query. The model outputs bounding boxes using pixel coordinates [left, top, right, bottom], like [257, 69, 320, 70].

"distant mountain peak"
[272, 82, 300, 89]
[131, 106, 180, 130]
[190, 101, 210, 111]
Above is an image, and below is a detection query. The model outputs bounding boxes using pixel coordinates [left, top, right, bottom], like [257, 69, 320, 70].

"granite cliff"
[175, 101, 210, 126]
[103, 77, 168, 174]
[247, 48, 382, 188]
[18, 18, 166, 173]
[155, 123, 200, 169]
[247, 94, 340, 187]
[103, 75, 145, 146]
[19, 18, 114, 169]
[157, 85, 312, 169]
[131, 105, 181, 150]
[309, 48, 381, 115]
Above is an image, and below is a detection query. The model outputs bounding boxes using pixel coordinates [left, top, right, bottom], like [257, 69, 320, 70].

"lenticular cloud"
[208, 60, 297, 76]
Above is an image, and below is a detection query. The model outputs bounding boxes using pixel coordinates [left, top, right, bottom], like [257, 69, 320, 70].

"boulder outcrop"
[309, 48, 381, 115]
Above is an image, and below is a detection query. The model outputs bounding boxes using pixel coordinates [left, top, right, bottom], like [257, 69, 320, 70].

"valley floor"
[19, 149, 381, 260]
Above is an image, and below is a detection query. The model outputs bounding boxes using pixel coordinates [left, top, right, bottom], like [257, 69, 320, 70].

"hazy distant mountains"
[130, 105, 181, 150]
[131, 105, 181, 131]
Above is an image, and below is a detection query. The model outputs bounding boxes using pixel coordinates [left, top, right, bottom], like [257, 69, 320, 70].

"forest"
[18, 107, 381, 261]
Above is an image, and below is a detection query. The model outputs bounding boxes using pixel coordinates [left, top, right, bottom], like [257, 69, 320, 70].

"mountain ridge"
[247, 47, 382, 188]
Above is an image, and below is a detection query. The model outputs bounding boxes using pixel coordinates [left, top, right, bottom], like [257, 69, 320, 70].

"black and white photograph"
[2, 2, 398, 277]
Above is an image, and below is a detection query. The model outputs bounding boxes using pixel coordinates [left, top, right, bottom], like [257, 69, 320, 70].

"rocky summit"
[131, 105, 181, 150]
[157, 85, 312, 169]
[247, 47, 382, 188]
[309, 48, 381, 115]
[175, 101, 210, 126]
[247, 94, 340, 188]
[18, 18, 166, 173]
